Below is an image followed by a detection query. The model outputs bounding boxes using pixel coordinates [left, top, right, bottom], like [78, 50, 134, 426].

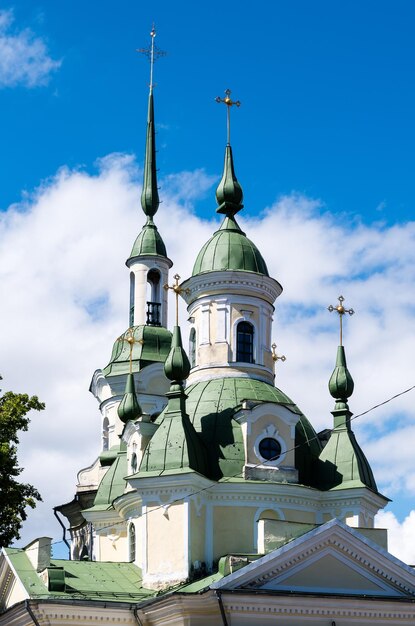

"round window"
[258, 437, 282, 461]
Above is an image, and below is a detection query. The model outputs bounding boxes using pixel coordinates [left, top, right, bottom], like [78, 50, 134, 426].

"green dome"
[147, 377, 321, 483]
[102, 325, 172, 377]
[192, 216, 269, 277]
[128, 218, 167, 261]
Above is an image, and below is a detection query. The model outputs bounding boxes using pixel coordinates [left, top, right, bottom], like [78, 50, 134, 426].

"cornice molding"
[181, 270, 282, 307]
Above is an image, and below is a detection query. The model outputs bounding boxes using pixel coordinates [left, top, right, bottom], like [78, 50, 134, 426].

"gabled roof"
[211, 518, 415, 597]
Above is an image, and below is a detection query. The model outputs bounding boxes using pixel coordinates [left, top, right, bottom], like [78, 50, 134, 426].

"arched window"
[129, 273, 135, 327]
[236, 321, 254, 363]
[129, 523, 136, 562]
[130, 443, 138, 474]
[189, 328, 196, 368]
[102, 418, 109, 451]
[146, 269, 161, 326]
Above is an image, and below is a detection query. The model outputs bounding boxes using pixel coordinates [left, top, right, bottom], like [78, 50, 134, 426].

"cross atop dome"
[137, 25, 167, 93]
[215, 88, 241, 145]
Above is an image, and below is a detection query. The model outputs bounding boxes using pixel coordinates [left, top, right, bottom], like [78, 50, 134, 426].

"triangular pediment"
[212, 519, 415, 597]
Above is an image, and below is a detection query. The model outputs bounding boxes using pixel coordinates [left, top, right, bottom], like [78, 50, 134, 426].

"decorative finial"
[137, 24, 167, 92]
[164, 274, 190, 325]
[117, 328, 144, 373]
[118, 373, 142, 423]
[328, 295, 354, 346]
[329, 345, 354, 406]
[215, 89, 241, 145]
[271, 343, 286, 364]
[164, 325, 191, 384]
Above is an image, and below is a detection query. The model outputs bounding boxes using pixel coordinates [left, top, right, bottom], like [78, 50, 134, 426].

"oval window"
[258, 437, 282, 461]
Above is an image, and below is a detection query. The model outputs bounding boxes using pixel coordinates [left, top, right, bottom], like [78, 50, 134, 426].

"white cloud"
[0, 9, 60, 88]
[2, 154, 415, 560]
[376, 510, 415, 564]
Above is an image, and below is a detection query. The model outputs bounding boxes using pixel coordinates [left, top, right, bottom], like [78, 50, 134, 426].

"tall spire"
[141, 91, 159, 219]
[128, 28, 169, 263]
[137, 27, 166, 220]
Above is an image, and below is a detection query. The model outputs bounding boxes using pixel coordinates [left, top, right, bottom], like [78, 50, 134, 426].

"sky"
[1, 1, 415, 562]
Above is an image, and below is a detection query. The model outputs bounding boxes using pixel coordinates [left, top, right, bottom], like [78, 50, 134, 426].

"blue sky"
[2, 1, 415, 222]
[2, 2, 415, 561]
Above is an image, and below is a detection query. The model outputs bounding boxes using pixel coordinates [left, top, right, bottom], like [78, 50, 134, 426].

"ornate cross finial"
[164, 274, 190, 325]
[117, 328, 144, 373]
[328, 295, 354, 346]
[271, 343, 286, 364]
[215, 89, 241, 145]
[137, 25, 167, 92]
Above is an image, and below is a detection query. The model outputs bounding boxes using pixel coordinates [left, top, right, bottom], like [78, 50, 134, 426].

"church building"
[1, 29, 415, 626]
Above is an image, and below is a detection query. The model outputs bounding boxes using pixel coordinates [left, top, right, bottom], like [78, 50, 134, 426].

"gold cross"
[164, 274, 190, 325]
[271, 343, 286, 364]
[215, 89, 241, 145]
[328, 295, 354, 346]
[117, 328, 144, 373]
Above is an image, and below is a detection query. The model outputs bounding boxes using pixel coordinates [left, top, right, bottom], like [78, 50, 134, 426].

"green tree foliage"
[0, 386, 44, 547]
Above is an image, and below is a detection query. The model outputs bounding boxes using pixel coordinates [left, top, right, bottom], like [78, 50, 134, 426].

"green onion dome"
[192, 216, 269, 277]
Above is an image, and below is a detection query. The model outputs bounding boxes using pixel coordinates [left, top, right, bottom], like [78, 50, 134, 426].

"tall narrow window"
[189, 328, 196, 368]
[236, 321, 254, 363]
[129, 273, 135, 327]
[102, 418, 109, 451]
[129, 523, 136, 562]
[146, 269, 161, 326]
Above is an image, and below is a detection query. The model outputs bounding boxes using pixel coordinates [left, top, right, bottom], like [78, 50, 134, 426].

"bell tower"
[127, 28, 172, 329]
[181, 91, 282, 386]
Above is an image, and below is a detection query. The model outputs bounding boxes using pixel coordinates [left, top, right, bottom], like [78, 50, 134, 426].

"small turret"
[318, 298, 378, 494]
[138, 325, 207, 476]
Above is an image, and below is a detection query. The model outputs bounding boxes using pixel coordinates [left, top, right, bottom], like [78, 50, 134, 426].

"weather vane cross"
[117, 328, 144, 374]
[271, 343, 286, 365]
[327, 295, 354, 346]
[215, 89, 241, 145]
[164, 274, 190, 325]
[137, 25, 167, 92]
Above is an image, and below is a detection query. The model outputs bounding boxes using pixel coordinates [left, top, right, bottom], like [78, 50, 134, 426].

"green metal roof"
[3, 548, 154, 602]
[192, 216, 269, 277]
[128, 218, 168, 260]
[317, 427, 378, 491]
[141, 377, 320, 483]
[102, 325, 172, 377]
[88, 443, 127, 510]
